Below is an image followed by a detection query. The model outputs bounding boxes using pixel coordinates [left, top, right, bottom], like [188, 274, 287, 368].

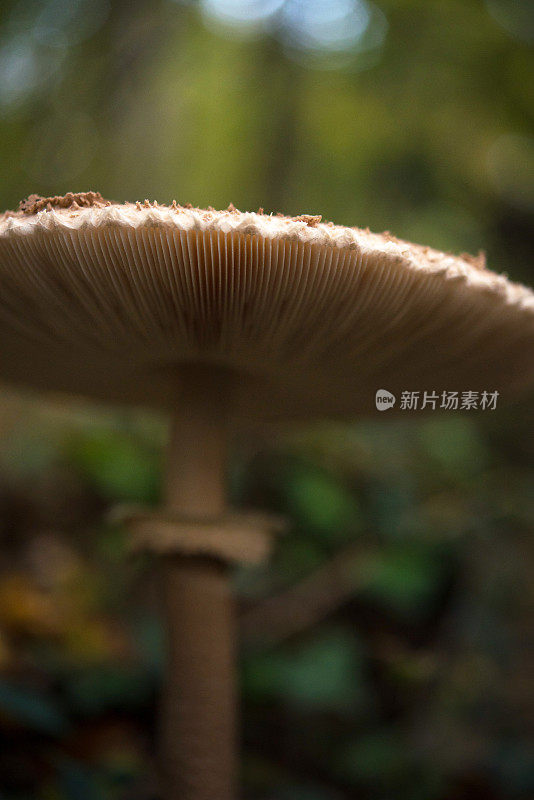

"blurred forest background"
[0, 0, 533, 798]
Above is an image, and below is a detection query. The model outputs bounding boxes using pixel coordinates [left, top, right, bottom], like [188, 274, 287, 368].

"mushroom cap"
[0, 195, 533, 419]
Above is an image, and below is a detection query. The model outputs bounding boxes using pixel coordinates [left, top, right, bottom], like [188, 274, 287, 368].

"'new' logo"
[375, 389, 396, 410]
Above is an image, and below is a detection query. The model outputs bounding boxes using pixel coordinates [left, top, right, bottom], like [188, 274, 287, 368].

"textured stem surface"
[160, 555, 236, 800]
[159, 368, 237, 800]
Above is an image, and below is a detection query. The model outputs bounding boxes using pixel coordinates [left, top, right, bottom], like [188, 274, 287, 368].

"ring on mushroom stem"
[1, 193, 533, 800]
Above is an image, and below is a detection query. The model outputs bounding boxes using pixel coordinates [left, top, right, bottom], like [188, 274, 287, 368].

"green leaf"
[65, 665, 153, 715]
[419, 418, 488, 479]
[284, 463, 362, 544]
[66, 431, 160, 504]
[243, 629, 365, 713]
[361, 544, 446, 617]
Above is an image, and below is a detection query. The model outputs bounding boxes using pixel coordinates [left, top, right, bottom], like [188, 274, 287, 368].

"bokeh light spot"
[201, 0, 286, 32]
[281, 0, 371, 52]
[0, 36, 63, 109]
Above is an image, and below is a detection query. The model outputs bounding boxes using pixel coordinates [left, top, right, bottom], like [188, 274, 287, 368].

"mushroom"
[0, 193, 533, 800]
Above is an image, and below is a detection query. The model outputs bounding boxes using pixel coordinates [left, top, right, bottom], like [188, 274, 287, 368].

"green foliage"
[283, 462, 362, 544]
[66, 430, 160, 504]
[243, 629, 365, 714]
[334, 731, 444, 798]
[64, 665, 154, 716]
[360, 543, 449, 618]
[419, 418, 489, 480]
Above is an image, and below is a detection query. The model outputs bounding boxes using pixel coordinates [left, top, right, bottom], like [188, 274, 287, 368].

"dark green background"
[0, 1, 532, 797]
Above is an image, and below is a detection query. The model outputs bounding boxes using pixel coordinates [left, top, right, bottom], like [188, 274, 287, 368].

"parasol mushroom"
[0, 192, 533, 800]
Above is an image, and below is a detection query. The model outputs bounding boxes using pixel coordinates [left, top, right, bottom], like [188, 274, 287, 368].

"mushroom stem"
[159, 367, 237, 800]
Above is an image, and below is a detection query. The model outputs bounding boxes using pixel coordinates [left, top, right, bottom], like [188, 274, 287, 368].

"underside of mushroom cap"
[0, 196, 533, 418]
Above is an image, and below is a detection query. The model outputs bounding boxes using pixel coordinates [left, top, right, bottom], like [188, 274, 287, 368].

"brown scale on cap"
[1, 195, 494, 279]
[8, 195, 411, 241]
[293, 214, 322, 227]
[461, 251, 487, 270]
[18, 192, 112, 215]
[124, 198, 326, 227]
